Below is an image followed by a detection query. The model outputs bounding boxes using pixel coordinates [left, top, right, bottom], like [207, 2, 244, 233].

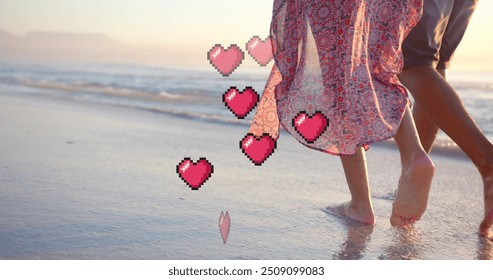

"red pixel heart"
[176, 157, 214, 190]
[246, 36, 274, 66]
[223, 86, 259, 119]
[240, 133, 276, 166]
[207, 44, 244, 77]
[292, 111, 329, 143]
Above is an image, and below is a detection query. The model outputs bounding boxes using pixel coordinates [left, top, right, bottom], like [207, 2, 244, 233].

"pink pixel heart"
[219, 211, 231, 244]
[240, 133, 276, 166]
[223, 86, 259, 119]
[292, 111, 329, 143]
[207, 44, 244, 77]
[176, 157, 214, 190]
[246, 36, 274, 66]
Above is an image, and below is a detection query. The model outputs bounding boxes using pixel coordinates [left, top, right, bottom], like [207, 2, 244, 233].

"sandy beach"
[0, 87, 492, 260]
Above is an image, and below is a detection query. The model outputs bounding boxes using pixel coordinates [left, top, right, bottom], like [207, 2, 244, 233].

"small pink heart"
[292, 111, 329, 143]
[176, 157, 213, 190]
[223, 86, 259, 119]
[240, 133, 276, 166]
[246, 36, 273, 66]
[207, 44, 244, 76]
[219, 211, 231, 244]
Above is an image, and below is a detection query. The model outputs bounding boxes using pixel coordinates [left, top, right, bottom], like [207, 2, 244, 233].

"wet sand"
[0, 89, 492, 259]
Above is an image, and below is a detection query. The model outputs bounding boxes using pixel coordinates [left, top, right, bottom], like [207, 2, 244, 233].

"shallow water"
[0, 90, 491, 259]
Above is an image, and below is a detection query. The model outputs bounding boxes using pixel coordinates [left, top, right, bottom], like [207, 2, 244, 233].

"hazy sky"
[0, 0, 492, 70]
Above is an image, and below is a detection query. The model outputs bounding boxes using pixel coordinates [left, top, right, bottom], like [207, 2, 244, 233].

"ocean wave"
[374, 137, 467, 160]
[76, 93, 252, 127]
[0, 76, 185, 100]
[451, 81, 493, 91]
[158, 91, 182, 99]
[1, 63, 491, 160]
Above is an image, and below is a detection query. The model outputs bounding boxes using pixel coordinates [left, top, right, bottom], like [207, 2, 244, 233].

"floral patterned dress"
[248, 0, 422, 156]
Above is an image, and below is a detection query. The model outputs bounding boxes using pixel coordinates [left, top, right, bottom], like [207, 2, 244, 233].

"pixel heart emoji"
[246, 36, 274, 66]
[207, 44, 244, 77]
[223, 86, 259, 119]
[176, 157, 214, 190]
[292, 111, 329, 143]
[240, 133, 277, 166]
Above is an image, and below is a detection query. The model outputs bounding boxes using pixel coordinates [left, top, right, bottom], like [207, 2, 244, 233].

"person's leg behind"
[391, 106, 435, 227]
[411, 102, 438, 153]
[402, 66, 493, 238]
[400, 0, 493, 237]
[400, 0, 452, 153]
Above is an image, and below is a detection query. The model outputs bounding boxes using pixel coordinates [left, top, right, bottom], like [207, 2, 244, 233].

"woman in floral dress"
[248, 0, 435, 226]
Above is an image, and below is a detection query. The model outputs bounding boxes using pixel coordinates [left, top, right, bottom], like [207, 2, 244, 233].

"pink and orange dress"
[248, 0, 422, 156]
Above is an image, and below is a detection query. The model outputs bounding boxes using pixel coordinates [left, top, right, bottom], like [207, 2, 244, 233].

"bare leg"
[412, 69, 445, 153]
[399, 65, 493, 237]
[327, 147, 375, 225]
[412, 102, 438, 153]
[391, 106, 435, 227]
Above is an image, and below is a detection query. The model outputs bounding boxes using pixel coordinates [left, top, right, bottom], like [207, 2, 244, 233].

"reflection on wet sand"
[476, 236, 493, 260]
[382, 227, 422, 260]
[333, 222, 374, 260]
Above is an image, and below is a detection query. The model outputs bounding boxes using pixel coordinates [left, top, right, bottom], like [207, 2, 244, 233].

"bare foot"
[480, 175, 493, 240]
[390, 152, 435, 227]
[326, 201, 375, 225]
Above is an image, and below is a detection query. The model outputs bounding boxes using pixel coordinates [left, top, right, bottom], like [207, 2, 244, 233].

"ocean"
[1, 62, 492, 260]
[0, 62, 492, 150]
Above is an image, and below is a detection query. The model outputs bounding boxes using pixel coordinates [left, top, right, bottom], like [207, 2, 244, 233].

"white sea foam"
[158, 91, 182, 99]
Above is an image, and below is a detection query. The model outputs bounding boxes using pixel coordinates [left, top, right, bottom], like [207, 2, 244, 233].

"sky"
[0, 0, 492, 70]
